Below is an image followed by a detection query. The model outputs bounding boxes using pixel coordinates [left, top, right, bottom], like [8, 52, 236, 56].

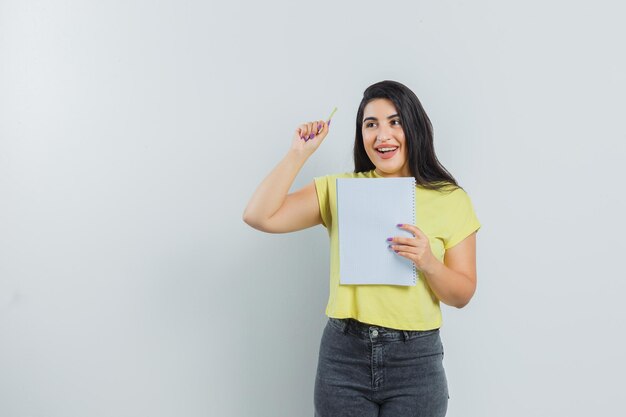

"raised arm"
[243, 119, 329, 233]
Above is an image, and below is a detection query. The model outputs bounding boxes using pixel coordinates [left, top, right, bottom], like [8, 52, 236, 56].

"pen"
[327, 106, 338, 126]
[305, 107, 338, 142]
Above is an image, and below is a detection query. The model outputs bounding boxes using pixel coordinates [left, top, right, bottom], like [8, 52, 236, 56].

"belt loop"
[402, 330, 409, 341]
[341, 319, 349, 334]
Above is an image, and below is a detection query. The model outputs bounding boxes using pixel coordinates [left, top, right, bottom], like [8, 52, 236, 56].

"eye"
[391, 119, 401, 126]
[365, 122, 376, 128]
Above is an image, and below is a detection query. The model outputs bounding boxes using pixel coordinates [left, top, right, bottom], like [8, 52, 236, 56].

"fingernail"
[317, 123, 322, 130]
[328, 120, 332, 127]
[396, 223, 403, 227]
[308, 133, 315, 139]
[386, 237, 392, 241]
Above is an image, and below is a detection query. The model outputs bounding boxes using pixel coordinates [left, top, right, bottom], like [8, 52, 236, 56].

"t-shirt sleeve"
[314, 175, 331, 229]
[443, 188, 481, 249]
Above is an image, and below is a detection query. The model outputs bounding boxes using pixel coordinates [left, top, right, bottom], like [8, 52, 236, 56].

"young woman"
[243, 80, 481, 417]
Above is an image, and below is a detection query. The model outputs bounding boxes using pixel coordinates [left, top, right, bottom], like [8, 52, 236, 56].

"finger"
[386, 233, 419, 244]
[298, 123, 309, 140]
[316, 120, 328, 139]
[388, 236, 418, 246]
[307, 122, 316, 141]
[316, 120, 325, 135]
[308, 122, 317, 140]
[390, 245, 416, 255]
[397, 223, 426, 238]
[390, 247, 415, 260]
[302, 122, 312, 141]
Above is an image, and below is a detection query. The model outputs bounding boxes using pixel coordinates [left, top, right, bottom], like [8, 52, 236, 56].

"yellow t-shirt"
[314, 169, 481, 330]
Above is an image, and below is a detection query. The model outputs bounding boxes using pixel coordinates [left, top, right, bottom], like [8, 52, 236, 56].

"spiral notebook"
[336, 177, 417, 286]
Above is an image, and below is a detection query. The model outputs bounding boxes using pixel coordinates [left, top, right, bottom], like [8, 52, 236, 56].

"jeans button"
[371, 329, 379, 337]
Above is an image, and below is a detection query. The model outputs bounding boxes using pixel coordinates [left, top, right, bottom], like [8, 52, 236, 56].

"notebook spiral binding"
[411, 177, 417, 284]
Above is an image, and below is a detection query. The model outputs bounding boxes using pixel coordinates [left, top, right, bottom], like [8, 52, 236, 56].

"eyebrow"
[362, 114, 400, 124]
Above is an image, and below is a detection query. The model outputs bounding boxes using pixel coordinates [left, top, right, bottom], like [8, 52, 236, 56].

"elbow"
[242, 210, 272, 233]
[449, 294, 472, 309]
[440, 296, 471, 309]
[242, 210, 261, 229]
[453, 283, 477, 309]
[242, 210, 253, 226]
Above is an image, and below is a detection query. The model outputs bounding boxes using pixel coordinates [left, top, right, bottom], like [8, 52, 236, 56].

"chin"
[378, 167, 407, 177]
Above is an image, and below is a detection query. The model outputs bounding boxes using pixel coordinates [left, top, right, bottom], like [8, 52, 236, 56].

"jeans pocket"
[327, 317, 346, 333]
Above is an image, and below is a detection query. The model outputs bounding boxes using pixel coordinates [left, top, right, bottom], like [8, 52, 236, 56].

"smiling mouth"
[375, 146, 399, 160]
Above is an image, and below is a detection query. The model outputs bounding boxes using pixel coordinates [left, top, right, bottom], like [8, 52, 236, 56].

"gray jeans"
[314, 318, 449, 417]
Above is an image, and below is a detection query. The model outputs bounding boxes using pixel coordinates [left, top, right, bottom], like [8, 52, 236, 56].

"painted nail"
[396, 223, 403, 227]
[308, 133, 315, 139]
[328, 119, 332, 126]
[386, 237, 392, 241]
[317, 123, 322, 130]
[394, 250, 399, 253]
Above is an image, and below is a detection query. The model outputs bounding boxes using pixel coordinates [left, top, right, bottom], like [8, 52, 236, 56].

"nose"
[376, 125, 393, 143]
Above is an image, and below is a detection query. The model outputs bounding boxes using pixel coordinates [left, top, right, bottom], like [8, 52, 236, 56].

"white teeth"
[377, 147, 398, 152]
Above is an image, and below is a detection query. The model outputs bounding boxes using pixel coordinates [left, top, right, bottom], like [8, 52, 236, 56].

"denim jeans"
[314, 318, 449, 417]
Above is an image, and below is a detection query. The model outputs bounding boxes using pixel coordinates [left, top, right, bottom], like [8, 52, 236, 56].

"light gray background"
[1, 0, 625, 416]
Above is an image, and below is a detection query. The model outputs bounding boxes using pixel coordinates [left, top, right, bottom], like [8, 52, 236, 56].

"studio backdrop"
[1, 1, 625, 416]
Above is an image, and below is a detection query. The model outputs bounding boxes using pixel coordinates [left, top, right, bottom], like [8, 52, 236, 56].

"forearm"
[243, 149, 309, 225]
[421, 260, 476, 309]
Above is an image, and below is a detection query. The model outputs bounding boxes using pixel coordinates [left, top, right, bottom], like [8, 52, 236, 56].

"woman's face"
[362, 98, 411, 177]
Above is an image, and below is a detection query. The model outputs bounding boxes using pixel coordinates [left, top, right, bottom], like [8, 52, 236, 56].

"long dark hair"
[354, 80, 460, 192]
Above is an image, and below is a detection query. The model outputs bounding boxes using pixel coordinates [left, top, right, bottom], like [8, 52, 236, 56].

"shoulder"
[442, 185, 472, 203]
[417, 183, 476, 213]
[314, 170, 375, 181]
[417, 181, 465, 199]
[314, 170, 376, 188]
[445, 186, 475, 209]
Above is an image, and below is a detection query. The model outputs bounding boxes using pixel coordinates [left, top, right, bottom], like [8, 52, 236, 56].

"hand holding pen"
[290, 107, 337, 156]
